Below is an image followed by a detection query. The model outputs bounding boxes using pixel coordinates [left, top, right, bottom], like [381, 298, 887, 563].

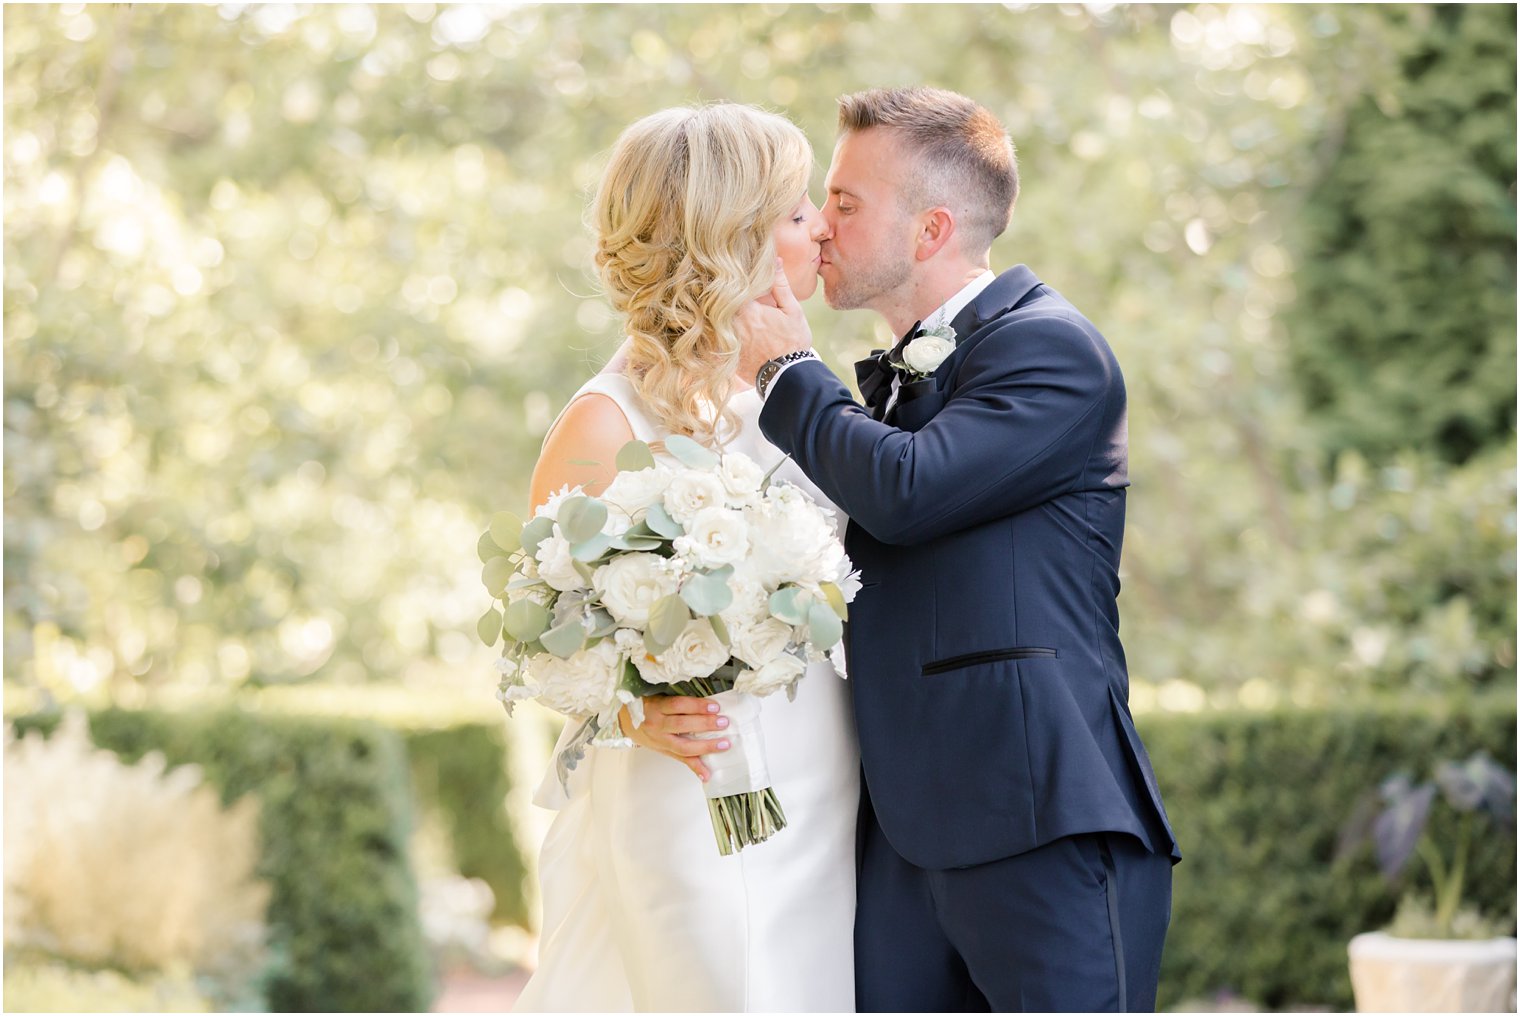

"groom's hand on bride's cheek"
[620, 696, 731, 781]
[735, 258, 813, 383]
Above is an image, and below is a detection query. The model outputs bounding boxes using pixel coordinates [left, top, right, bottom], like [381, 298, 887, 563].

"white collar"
[922, 270, 997, 333]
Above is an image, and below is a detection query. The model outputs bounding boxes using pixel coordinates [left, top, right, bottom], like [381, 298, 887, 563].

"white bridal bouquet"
[477, 436, 857, 855]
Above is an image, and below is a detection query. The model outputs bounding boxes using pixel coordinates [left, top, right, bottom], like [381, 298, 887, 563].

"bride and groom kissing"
[515, 87, 1179, 1013]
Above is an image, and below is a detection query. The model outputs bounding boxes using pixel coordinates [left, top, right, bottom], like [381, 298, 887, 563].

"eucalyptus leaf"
[644, 594, 690, 655]
[571, 531, 614, 562]
[476, 607, 503, 646]
[559, 496, 609, 544]
[540, 617, 589, 658]
[645, 502, 683, 539]
[489, 511, 524, 553]
[481, 556, 514, 597]
[708, 612, 731, 647]
[663, 433, 719, 469]
[616, 440, 657, 472]
[612, 534, 665, 552]
[681, 570, 734, 616]
[477, 531, 505, 563]
[768, 586, 808, 625]
[807, 600, 843, 649]
[589, 608, 618, 637]
[819, 580, 849, 620]
[520, 515, 555, 558]
[504, 600, 551, 642]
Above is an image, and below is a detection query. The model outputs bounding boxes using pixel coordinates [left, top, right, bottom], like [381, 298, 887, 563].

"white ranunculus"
[663, 470, 727, 524]
[535, 533, 587, 592]
[901, 334, 955, 375]
[631, 618, 729, 685]
[835, 566, 863, 602]
[720, 569, 772, 628]
[529, 639, 622, 716]
[734, 651, 807, 698]
[600, 464, 673, 520]
[594, 553, 678, 627]
[746, 498, 845, 587]
[673, 507, 750, 569]
[535, 483, 585, 520]
[716, 453, 767, 507]
[728, 617, 794, 669]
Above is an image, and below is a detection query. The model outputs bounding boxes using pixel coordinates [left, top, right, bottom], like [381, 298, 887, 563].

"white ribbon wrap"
[690, 689, 772, 800]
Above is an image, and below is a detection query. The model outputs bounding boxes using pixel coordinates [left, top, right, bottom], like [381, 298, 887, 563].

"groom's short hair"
[837, 87, 1018, 255]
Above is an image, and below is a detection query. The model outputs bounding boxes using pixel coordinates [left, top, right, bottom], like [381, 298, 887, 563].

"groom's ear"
[914, 207, 956, 261]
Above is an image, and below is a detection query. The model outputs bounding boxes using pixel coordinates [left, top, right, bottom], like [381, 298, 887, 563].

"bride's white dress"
[513, 372, 860, 1014]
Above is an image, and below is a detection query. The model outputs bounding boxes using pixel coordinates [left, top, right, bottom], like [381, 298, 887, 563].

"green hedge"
[404, 722, 529, 925]
[10, 709, 434, 1013]
[1144, 696, 1516, 1010]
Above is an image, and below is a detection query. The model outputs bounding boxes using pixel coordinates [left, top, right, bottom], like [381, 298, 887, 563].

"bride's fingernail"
[715, 717, 730, 729]
[706, 703, 720, 713]
[716, 740, 731, 750]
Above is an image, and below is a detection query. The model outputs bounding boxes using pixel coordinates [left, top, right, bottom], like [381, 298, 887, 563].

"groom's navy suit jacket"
[760, 265, 1179, 871]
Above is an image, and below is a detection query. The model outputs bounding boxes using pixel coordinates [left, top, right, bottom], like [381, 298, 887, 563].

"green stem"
[1435, 813, 1473, 934]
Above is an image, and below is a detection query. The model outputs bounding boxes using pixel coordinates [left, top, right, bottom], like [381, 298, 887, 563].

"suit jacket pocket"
[921, 646, 1057, 675]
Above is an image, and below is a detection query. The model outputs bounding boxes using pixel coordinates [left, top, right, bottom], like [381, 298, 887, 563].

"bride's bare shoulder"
[531, 389, 635, 506]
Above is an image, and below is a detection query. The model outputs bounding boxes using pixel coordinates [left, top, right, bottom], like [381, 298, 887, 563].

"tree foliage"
[3, 4, 1513, 706]
[1286, 4, 1517, 465]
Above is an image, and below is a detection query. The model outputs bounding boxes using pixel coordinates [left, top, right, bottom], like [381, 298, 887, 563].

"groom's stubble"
[820, 241, 915, 313]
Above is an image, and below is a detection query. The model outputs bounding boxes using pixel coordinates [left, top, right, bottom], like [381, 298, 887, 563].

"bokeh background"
[4, 3, 1515, 1012]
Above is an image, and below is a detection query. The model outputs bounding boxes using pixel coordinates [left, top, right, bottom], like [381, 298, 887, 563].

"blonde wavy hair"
[591, 104, 813, 445]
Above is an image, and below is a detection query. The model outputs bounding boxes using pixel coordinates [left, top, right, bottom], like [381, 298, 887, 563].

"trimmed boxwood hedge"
[403, 722, 529, 925]
[10, 708, 434, 1013]
[12, 697, 1513, 1011]
[1143, 695, 1516, 1010]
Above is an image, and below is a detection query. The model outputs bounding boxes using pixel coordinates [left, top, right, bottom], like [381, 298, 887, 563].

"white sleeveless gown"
[514, 373, 860, 1013]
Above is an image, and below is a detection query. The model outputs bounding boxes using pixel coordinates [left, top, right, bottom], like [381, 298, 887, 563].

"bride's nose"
[809, 211, 831, 243]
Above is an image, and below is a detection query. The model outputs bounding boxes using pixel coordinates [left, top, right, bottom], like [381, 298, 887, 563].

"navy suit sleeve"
[758, 314, 1115, 546]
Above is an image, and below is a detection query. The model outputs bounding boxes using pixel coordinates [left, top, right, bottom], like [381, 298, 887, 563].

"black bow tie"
[854, 321, 922, 414]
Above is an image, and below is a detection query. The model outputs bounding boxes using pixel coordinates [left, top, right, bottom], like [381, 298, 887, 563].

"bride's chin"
[788, 269, 819, 301]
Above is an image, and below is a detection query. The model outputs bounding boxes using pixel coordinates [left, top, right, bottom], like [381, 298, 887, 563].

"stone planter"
[1348, 931, 1517, 1012]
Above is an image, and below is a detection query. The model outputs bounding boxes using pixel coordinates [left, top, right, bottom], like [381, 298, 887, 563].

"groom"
[738, 87, 1180, 1012]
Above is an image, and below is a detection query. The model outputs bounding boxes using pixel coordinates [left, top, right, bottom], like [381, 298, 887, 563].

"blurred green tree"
[3, 4, 1513, 709]
[1286, 4, 1517, 465]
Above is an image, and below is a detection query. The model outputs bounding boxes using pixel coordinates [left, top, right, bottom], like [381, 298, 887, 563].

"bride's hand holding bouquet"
[477, 435, 857, 855]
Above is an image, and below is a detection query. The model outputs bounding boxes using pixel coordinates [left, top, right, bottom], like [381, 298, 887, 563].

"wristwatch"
[755, 349, 818, 400]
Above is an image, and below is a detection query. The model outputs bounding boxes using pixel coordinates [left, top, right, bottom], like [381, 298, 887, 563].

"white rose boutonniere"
[894, 323, 957, 379]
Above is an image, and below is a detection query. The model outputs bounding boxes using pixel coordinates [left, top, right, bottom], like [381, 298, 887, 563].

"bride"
[512, 104, 859, 1013]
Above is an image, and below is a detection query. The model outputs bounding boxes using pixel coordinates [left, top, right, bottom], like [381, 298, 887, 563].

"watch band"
[756, 349, 818, 399]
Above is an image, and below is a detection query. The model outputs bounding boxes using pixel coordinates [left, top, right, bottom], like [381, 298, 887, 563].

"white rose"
[601, 464, 673, 520]
[834, 566, 862, 603]
[535, 533, 587, 592]
[663, 470, 727, 524]
[719, 569, 771, 629]
[529, 639, 622, 716]
[716, 453, 766, 507]
[746, 498, 845, 586]
[728, 617, 794, 669]
[534, 483, 585, 520]
[593, 553, 678, 627]
[734, 651, 807, 698]
[631, 618, 729, 685]
[673, 507, 750, 569]
[901, 334, 955, 375]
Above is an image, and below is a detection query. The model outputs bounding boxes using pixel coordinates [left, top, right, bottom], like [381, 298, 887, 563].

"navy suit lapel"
[948, 264, 1043, 341]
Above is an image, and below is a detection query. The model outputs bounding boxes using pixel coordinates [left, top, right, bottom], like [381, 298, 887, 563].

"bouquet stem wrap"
[679, 685, 785, 855]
